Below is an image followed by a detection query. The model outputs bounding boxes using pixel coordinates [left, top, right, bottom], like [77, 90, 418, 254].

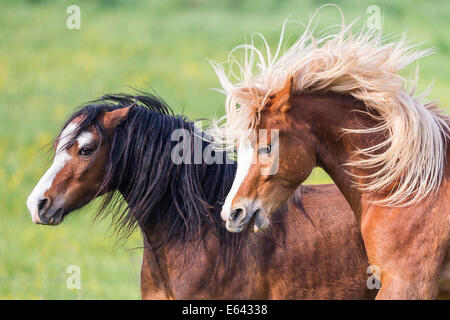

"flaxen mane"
[210, 10, 449, 206]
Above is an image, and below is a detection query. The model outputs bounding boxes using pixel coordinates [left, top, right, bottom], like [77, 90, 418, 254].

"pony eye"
[258, 145, 271, 155]
[79, 147, 94, 157]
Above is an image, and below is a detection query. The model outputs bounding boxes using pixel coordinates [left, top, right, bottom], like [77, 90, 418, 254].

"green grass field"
[1, 0, 449, 299]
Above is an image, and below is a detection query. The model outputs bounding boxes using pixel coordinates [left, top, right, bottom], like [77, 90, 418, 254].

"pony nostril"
[229, 208, 244, 222]
[37, 197, 50, 214]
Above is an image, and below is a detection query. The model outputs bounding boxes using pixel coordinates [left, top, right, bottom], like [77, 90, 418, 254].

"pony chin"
[225, 207, 270, 233]
[252, 209, 270, 233]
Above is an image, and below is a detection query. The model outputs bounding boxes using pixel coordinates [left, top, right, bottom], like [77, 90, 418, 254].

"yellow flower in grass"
[38, 132, 52, 148]
[0, 56, 8, 91]
[53, 104, 66, 121]
[182, 61, 200, 78]
[0, 169, 6, 183]
[8, 169, 24, 189]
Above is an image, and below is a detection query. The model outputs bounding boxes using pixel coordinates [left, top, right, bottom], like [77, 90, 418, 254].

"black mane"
[60, 92, 244, 270]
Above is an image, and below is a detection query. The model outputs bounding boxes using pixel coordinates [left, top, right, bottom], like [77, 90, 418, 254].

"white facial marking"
[27, 123, 89, 223]
[77, 131, 94, 148]
[221, 138, 254, 220]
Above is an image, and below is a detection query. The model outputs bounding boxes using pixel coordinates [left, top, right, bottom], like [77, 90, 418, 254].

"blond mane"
[209, 10, 449, 207]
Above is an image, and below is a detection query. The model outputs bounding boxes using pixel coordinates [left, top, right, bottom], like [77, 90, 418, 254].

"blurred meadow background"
[0, 0, 448, 299]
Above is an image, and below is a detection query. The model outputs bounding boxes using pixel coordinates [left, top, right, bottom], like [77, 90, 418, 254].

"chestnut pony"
[213, 21, 450, 299]
[27, 93, 374, 299]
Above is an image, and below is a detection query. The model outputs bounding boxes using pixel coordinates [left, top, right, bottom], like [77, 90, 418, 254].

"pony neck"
[110, 107, 237, 246]
[290, 92, 380, 220]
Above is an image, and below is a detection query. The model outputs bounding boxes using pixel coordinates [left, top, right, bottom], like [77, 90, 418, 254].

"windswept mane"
[210, 11, 449, 206]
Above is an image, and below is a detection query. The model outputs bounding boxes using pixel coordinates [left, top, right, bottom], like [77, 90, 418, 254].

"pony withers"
[27, 93, 374, 299]
[212, 15, 450, 299]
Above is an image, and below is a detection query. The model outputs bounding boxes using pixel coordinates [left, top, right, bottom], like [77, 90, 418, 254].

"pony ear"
[270, 76, 294, 113]
[101, 107, 130, 128]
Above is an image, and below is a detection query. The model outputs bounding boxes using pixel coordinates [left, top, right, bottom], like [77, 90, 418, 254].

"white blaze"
[26, 123, 87, 223]
[221, 138, 254, 221]
[77, 131, 94, 148]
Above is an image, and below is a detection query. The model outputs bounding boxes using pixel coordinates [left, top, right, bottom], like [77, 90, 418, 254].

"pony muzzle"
[224, 205, 270, 233]
[27, 194, 64, 226]
[38, 207, 64, 226]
